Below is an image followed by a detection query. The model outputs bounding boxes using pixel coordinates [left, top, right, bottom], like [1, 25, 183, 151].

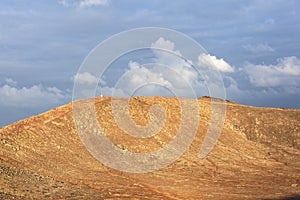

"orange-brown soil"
[1, 96, 299, 199]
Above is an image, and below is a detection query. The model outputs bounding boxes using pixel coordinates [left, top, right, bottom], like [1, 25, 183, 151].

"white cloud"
[246, 56, 300, 87]
[0, 84, 69, 108]
[57, 0, 109, 8]
[110, 61, 173, 97]
[243, 43, 275, 53]
[47, 86, 63, 95]
[101, 37, 208, 97]
[150, 37, 186, 70]
[79, 0, 109, 8]
[150, 38, 199, 87]
[128, 61, 140, 70]
[74, 72, 105, 85]
[151, 37, 181, 56]
[73, 72, 106, 99]
[198, 53, 234, 73]
[5, 78, 18, 86]
[127, 61, 171, 85]
[276, 56, 300, 75]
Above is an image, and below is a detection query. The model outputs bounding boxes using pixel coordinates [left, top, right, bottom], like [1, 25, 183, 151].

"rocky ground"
[0, 96, 299, 199]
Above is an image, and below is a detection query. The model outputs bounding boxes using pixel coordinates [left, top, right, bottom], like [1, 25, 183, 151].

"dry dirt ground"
[0, 96, 299, 199]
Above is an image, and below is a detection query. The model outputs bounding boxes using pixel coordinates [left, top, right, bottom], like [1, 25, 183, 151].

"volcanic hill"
[0, 96, 299, 199]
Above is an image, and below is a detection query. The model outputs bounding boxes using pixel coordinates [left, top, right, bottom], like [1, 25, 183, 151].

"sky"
[0, 0, 299, 127]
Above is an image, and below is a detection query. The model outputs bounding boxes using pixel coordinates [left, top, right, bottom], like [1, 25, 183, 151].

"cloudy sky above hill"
[0, 0, 299, 127]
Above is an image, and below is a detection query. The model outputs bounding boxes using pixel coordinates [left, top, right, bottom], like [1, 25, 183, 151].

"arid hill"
[1, 96, 299, 199]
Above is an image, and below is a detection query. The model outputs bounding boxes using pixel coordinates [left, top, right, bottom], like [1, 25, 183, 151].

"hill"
[1, 96, 299, 199]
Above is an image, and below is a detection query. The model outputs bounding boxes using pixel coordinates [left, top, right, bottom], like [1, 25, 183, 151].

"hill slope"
[1, 96, 300, 199]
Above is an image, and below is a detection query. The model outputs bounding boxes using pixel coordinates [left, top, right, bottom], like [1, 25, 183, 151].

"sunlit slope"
[1, 96, 299, 199]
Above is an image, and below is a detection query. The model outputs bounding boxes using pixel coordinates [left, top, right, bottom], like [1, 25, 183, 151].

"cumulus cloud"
[101, 37, 209, 98]
[243, 43, 275, 53]
[246, 56, 300, 87]
[106, 61, 175, 97]
[150, 37, 198, 86]
[57, 0, 109, 8]
[0, 84, 69, 108]
[198, 53, 234, 73]
[79, 0, 109, 8]
[151, 37, 181, 56]
[74, 72, 105, 85]
[126, 62, 169, 88]
[72, 72, 107, 99]
[5, 78, 18, 86]
[0, 81, 70, 127]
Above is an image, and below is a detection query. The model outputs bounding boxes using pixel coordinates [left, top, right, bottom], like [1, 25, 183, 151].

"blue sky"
[0, 0, 300, 127]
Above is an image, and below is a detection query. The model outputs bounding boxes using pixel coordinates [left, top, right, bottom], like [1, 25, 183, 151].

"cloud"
[198, 53, 234, 73]
[0, 81, 70, 127]
[79, 0, 109, 8]
[2, 0, 300, 125]
[126, 62, 169, 88]
[106, 61, 174, 97]
[101, 37, 208, 98]
[150, 37, 198, 85]
[151, 37, 181, 56]
[0, 84, 69, 108]
[5, 78, 18, 86]
[57, 0, 109, 8]
[47, 86, 64, 95]
[73, 72, 107, 99]
[74, 72, 105, 85]
[246, 56, 300, 87]
[243, 43, 275, 53]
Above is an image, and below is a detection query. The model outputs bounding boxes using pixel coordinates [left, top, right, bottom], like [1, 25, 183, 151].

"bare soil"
[0, 96, 299, 199]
